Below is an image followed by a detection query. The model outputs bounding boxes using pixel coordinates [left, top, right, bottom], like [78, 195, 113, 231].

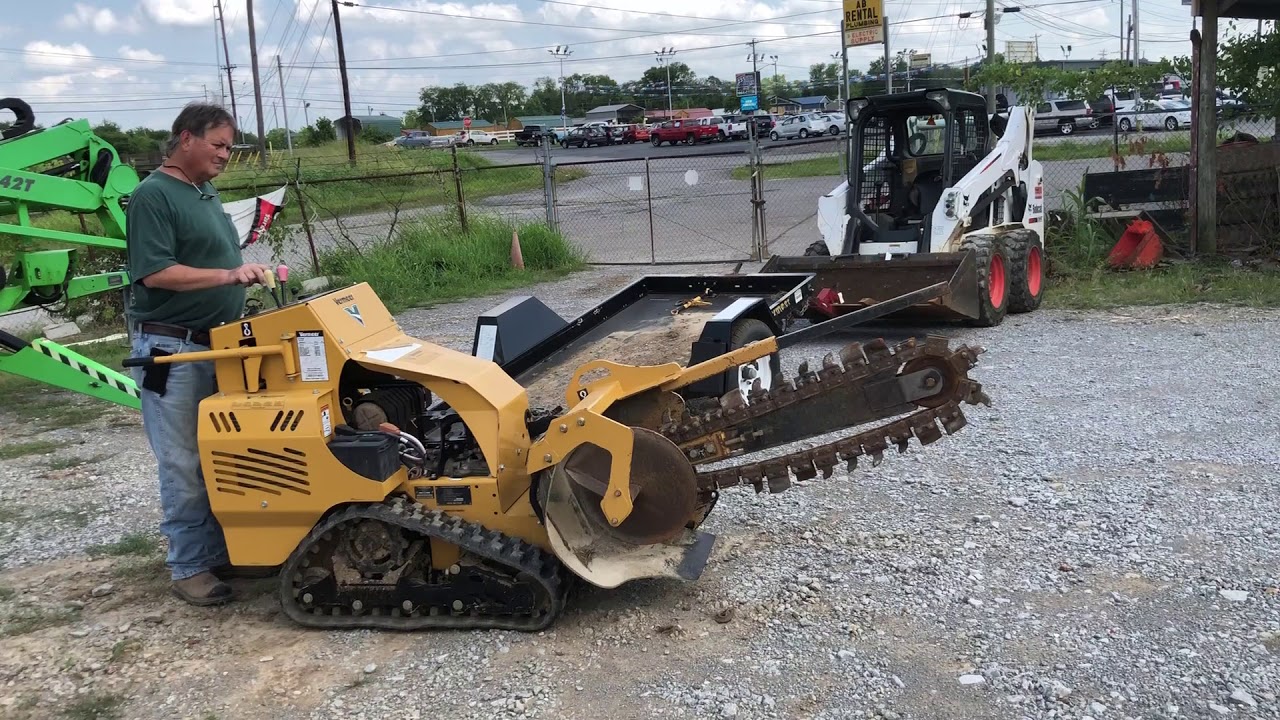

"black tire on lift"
[685, 318, 779, 414]
[729, 318, 780, 394]
[1004, 228, 1044, 314]
[960, 233, 1010, 327]
[802, 241, 830, 256]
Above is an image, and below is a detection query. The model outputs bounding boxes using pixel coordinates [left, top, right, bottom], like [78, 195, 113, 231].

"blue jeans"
[130, 330, 230, 580]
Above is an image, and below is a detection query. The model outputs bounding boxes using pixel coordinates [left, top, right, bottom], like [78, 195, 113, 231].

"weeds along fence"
[217, 146, 554, 273]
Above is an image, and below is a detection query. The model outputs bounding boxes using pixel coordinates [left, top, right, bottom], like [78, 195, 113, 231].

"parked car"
[1128, 98, 1192, 132]
[515, 124, 554, 146]
[618, 124, 650, 143]
[810, 112, 846, 135]
[561, 126, 612, 148]
[393, 132, 455, 149]
[714, 115, 751, 141]
[769, 114, 821, 140]
[650, 119, 719, 146]
[1033, 99, 1094, 135]
[752, 114, 777, 134]
[456, 130, 500, 146]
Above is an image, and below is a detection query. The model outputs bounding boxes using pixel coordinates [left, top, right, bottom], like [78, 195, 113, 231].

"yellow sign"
[843, 0, 884, 47]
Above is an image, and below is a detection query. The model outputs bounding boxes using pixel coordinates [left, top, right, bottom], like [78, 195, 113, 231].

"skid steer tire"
[961, 234, 1010, 327]
[1004, 229, 1044, 314]
[802, 240, 830, 257]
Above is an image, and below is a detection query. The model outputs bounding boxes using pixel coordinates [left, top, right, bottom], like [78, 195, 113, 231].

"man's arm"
[140, 263, 271, 290]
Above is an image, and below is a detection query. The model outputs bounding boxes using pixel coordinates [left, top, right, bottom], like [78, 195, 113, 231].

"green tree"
[311, 117, 336, 144]
[1177, 25, 1280, 136]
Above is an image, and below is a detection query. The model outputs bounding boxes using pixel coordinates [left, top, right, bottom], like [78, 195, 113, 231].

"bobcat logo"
[343, 304, 365, 326]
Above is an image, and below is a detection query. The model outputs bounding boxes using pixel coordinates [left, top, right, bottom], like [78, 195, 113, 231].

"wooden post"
[1188, 29, 1200, 254]
[451, 144, 468, 231]
[1195, 0, 1218, 255]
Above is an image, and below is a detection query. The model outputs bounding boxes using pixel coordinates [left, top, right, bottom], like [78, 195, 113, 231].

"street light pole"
[550, 45, 572, 131]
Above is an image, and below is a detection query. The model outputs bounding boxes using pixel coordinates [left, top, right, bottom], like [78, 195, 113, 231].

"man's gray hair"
[165, 102, 236, 156]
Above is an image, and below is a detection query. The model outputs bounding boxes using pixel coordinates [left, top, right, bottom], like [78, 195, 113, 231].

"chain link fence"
[217, 111, 1277, 276]
[552, 150, 756, 264]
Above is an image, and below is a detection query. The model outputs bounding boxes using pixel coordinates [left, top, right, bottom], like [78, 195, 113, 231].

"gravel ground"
[1, 265, 1278, 720]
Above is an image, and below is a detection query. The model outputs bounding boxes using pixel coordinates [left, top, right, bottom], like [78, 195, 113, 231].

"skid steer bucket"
[537, 427, 715, 589]
[761, 250, 981, 326]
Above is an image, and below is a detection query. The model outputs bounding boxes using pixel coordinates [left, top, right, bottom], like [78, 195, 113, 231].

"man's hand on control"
[227, 263, 273, 286]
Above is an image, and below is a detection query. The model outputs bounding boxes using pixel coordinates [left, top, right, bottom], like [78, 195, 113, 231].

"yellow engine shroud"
[183, 282, 768, 570]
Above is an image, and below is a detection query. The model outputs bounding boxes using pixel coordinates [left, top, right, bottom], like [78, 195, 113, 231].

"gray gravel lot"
[1, 265, 1278, 720]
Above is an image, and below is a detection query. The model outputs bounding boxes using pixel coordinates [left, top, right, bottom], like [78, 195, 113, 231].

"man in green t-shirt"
[125, 103, 272, 607]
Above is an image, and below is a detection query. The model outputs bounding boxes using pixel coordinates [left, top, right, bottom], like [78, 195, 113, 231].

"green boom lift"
[0, 97, 143, 409]
[0, 97, 287, 409]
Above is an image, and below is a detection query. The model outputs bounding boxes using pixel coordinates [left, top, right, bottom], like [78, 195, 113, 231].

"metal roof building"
[335, 113, 402, 139]
[583, 104, 646, 123]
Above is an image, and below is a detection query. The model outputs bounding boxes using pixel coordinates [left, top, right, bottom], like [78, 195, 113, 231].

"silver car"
[393, 133, 456, 149]
[1033, 99, 1094, 135]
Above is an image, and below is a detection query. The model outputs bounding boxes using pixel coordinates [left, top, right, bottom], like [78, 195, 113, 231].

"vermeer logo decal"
[344, 305, 364, 326]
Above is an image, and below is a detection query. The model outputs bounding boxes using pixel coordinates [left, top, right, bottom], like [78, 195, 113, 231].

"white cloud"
[59, 4, 142, 34]
[118, 46, 165, 62]
[139, 0, 252, 28]
[22, 41, 94, 69]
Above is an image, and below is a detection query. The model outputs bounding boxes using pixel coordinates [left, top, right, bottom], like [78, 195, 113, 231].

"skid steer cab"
[764, 88, 1046, 327]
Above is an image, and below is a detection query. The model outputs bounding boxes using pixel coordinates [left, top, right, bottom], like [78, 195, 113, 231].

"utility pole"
[215, 0, 239, 140]
[331, 0, 356, 165]
[551, 45, 572, 130]
[1132, 0, 1140, 67]
[246, 0, 267, 167]
[1119, 0, 1126, 61]
[883, 13, 892, 94]
[656, 47, 676, 115]
[276, 55, 293, 152]
[985, 0, 996, 114]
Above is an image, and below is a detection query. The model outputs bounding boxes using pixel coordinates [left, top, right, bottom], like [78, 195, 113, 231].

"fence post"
[541, 134, 557, 231]
[292, 158, 321, 275]
[749, 122, 767, 260]
[645, 156, 655, 264]
[451, 143, 468, 231]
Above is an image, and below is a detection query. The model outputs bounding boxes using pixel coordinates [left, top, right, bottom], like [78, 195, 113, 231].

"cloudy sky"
[1, 0, 1254, 131]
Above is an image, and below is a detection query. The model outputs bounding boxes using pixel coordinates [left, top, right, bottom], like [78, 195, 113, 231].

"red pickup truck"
[650, 119, 719, 147]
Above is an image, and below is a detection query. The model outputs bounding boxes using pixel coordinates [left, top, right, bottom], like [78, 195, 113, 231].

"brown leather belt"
[139, 322, 210, 346]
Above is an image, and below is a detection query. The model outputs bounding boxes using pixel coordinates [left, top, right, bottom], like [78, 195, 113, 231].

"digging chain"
[658, 335, 990, 496]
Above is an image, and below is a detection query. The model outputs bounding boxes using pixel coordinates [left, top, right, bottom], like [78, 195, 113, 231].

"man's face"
[184, 123, 234, 179]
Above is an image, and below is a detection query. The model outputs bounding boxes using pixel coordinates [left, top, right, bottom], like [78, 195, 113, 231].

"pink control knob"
[276, 264, 289, 282]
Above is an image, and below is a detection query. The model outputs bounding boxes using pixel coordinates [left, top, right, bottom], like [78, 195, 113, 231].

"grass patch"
[732, 155, 842, 180]
[1047, 263, 1280, 308]
[0, 440, 60, 461]
[0, 603, 80, 637]
[318, 214, 586, 313]
[87, 532, 159, 559]
[60, 692, 125, 720]
[0, 506, 23, 524]
[0, 586, 14, 601]
[1043, 187, 1280, 308]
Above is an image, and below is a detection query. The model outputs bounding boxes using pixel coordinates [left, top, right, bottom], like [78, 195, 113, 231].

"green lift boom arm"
[1, 97, 142, 409]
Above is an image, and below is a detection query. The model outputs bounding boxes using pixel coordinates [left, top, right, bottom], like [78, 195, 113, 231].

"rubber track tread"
[278, 497, 567, 631]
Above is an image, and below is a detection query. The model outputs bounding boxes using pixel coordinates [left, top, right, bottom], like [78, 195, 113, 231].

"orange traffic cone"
[511, 230, 525, 270]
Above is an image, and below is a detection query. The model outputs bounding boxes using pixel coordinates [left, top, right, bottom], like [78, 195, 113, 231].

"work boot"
[171, 571, 235, 606]
[212, 563, 278, 579]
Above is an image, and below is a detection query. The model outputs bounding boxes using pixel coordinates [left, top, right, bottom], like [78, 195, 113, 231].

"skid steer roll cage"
[843, 88, 1013, 256]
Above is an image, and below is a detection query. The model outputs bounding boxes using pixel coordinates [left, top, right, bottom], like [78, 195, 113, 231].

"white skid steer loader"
[762, 88, 1046, 327]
